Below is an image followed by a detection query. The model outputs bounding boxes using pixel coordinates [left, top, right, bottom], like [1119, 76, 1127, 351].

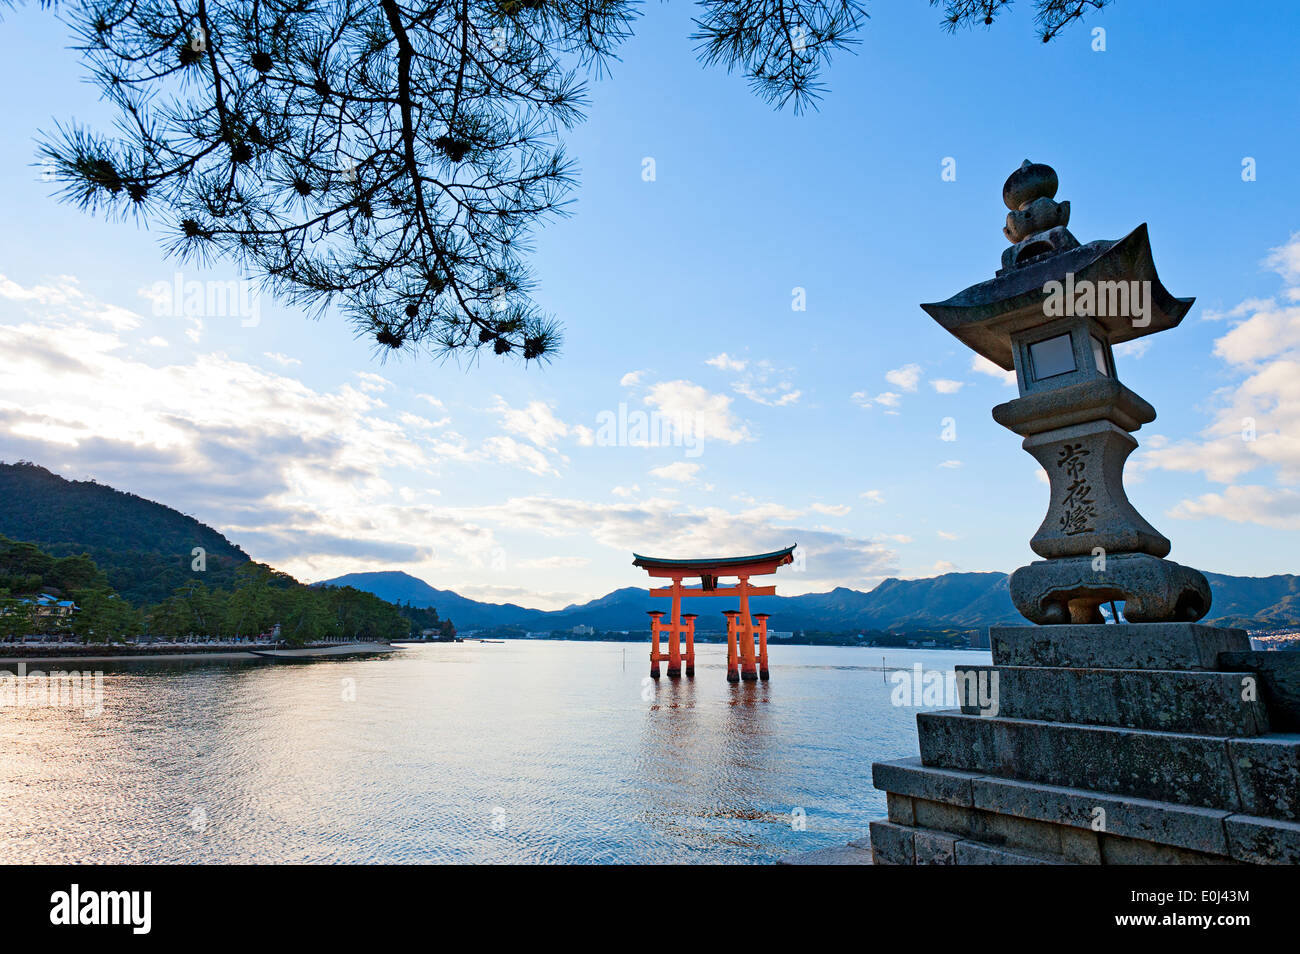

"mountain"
[313, 571, 549, 629]
[1204, 572, 1300, 629]
[0, 461, 250, 604]
[316, 567, 1300, 634]
[312, 570, 1018, 632]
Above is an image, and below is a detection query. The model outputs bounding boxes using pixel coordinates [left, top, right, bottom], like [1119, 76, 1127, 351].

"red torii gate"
[631, 545, 797, 683]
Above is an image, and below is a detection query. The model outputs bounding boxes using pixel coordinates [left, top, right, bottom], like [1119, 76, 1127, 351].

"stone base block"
[991, 622, 1249, 670]
[1220, 651, 1300, 731]
[955, 664, 1269, 735]
[868, 820, 915, 865]
[1225, 814, 1300, 865]
[1228, 734, 1300, 821]
[954, 840, 1067, 865]
[917, 710, 1242, 811]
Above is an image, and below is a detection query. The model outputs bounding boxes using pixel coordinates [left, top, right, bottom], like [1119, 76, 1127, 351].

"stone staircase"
[870, 623, 1300, 864]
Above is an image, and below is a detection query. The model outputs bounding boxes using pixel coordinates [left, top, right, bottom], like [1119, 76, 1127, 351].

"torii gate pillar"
[682, 613, 698, 677]
[754, 613, 771, 681]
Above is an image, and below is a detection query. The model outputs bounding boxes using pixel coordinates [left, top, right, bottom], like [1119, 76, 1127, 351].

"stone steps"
[954, 664, 1269, 735]
[873, 757, 1300, 864]
[917, 709, 1300, 821]
[870, 621, 1300, 863]
[869, 819, 1071, 865]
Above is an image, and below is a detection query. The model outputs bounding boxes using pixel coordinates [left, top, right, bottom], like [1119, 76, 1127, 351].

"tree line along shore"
[0, 533, 455, 646]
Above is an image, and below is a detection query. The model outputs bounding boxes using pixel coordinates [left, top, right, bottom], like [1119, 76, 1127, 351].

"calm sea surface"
[0, 641, 989, 864]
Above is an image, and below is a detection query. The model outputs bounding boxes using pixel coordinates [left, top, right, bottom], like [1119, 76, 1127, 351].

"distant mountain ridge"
[4, 460, 1296, 632]
[310, 570, 545, 628]
[316, 568, 1300, 633]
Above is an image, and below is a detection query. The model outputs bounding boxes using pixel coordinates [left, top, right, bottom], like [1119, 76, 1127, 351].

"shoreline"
[0, 642, 400, 665]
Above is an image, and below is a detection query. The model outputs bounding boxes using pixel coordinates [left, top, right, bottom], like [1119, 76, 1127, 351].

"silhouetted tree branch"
[28, 0, 1109, 366]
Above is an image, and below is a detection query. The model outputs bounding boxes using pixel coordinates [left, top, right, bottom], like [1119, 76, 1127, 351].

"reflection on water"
[0, 641, 989, 863]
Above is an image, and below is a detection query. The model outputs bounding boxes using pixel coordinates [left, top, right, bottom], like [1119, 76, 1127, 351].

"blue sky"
[1, 1, 1298, 608]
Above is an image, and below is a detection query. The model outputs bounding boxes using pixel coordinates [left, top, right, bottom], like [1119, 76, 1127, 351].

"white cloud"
[492, 397, 569, 450]
[479, 435, 560, 477]
[930, 379, 963, 394]
[643, 380, 753, 444]
[264, 351, 301, 367]
[398, 411, 450, 431]
[0, 274, 592, 585]
[0, 273, 141, 332]
[1169, 485, 1300, 531]
[355, 371, 391, 393]
[860, 490, 885, 505]
[1203, 297, 1277, 322]
[885, 363, 922, 392]
[1113, 339, 1149, 359]
[620, 370, 645, 387]
[708, 357, 801, 407]
[1212, 301, 1300, 366]
[517, 555, 592, 569]
[939, 460, 963, 469]
[1143, 232, 1300, 530]
[735, 379, 801, 407]
[971, 354, 1016, 386]
[937, 530, 960, 540]
[706, 352, 747, 372]
[650, 461, 701, 483]
[611, 484, 640, 498]
[462, 495, 902, 594]
[810, 503, 850, 516]
[853, 390, 901, 410]
[1266, 231, 1300, 285]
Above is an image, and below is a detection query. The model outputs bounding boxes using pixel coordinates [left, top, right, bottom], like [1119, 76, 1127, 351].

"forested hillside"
[0, 461, 249, 604]
[0, 463, 456, 643]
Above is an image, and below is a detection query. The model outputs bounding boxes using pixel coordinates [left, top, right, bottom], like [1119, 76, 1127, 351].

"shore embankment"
[0, 642, 399, 665]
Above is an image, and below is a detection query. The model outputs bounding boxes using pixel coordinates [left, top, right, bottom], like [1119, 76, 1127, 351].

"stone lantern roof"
[920, 160, 1194, 371]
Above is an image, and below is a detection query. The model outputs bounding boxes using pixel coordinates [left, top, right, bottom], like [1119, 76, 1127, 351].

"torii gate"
[631, 545, 797, 683]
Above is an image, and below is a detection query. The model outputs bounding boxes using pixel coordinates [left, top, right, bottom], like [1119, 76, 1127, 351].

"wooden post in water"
[722, 610, 740, 683]
[754, 612, 771, 681]
[648, 611, 664, 679]
[737, 576, 758, 682]
[666, 577, 683, 677]
[681, 613, 698, 677]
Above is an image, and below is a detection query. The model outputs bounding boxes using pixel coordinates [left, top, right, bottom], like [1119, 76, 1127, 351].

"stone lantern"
[922, 160, 1211, 625]
[864, 162, 1294, 868]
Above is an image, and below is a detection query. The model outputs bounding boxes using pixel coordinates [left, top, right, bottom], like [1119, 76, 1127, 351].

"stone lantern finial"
[1000, 160, 1079, 273]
